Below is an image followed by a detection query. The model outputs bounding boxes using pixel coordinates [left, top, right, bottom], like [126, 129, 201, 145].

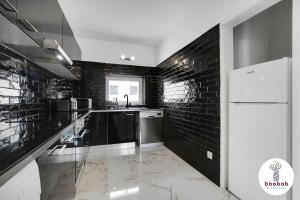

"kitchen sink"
[127, 107, 147, 110]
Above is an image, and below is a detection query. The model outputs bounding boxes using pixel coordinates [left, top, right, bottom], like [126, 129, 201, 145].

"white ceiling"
[58, 0, 202, 46]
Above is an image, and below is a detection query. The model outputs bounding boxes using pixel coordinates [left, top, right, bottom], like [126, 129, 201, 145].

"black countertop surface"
[0, 111, 88, 177]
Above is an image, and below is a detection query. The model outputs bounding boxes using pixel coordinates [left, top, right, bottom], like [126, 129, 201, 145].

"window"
[106, 76, 143, 105]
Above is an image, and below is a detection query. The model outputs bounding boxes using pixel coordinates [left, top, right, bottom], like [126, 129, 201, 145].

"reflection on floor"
[75, 145, 238, 200]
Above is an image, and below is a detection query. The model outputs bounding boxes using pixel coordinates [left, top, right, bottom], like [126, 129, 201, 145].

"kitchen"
[0, 0, 299, 200]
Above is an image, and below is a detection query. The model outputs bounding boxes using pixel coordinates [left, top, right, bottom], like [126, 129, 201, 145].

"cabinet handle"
[62, 135, 71, 143]
[0, 0, 17, 12]
[17, 18, 38, 32]
[126, 114, 135, 116]
[75, 129, 89, 139]
[48, 145, 66, 156]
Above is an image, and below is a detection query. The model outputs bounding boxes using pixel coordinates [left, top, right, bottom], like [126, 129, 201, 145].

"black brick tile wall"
[73, 61, 158, 109]
[0, 45, 80, 121]
[156, 25, 220, 185]
[0, 23, 221, 186]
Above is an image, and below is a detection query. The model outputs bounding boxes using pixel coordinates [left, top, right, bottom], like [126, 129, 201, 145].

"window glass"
[106, 76, 143, 105]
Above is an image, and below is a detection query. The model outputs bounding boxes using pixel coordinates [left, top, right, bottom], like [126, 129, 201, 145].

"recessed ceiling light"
[120, 54, 126, 60]
[56, 54, 63, 61]
[120, 55, 136, 61]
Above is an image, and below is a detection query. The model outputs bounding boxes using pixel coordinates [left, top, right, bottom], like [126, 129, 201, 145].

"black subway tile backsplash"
[156, 25, 220, 185]
[72, 61, 158, 109]
[0, 45, 78, 120]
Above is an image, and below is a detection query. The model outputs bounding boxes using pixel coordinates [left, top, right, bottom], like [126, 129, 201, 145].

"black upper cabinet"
[0, 0, 17, 24]
[16, 0, 63, 46]
[2, 0, 82, 61]
[0, 4, 38, 48]
[62, 14, 81, 61]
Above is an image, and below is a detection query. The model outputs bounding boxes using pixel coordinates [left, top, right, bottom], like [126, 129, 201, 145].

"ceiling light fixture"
[56, 54, 63, 61]
[120, 54, 136, 61]
[120, 54, 126, 60]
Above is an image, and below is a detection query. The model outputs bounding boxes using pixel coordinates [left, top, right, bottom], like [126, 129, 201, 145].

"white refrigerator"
[228, 58, 292, 200]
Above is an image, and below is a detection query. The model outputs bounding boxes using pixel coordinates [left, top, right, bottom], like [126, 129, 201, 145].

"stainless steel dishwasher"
[139, 110, 164, 147]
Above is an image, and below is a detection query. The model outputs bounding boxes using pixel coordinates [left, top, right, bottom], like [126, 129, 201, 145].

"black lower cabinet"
[86, 112, 138, 145]
[108, 112, 126, 144]
[124, 113, 137, 143]
[88, 113, 108, 145]
[108, 112, 137, 144]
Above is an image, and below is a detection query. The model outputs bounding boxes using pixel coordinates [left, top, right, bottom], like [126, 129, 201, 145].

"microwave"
[77, 98, 92, 110]
[57, 98, 92, 111]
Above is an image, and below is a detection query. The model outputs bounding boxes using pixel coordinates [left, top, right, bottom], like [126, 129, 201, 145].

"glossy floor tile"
[75, 145, 237, 200]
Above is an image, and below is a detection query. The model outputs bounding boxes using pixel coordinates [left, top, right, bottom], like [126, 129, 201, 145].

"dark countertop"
[0, 111, 90, 186]
[92, 108, 164, 112]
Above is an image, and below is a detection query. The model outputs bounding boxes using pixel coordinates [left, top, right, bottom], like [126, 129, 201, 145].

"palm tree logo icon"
[270, 161, 282, 181]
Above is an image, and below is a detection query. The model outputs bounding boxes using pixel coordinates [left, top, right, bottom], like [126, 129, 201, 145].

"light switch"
[207, 151, 213, 160]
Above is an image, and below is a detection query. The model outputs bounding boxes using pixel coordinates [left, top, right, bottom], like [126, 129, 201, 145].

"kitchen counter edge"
[0, 111, 91, 187]
[0, 108, 164, 187]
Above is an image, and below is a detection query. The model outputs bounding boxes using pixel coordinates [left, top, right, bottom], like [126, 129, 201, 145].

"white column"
[220, 24, 234, 189]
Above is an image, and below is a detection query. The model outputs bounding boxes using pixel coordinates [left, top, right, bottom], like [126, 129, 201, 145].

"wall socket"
[207, 151, 213, 160]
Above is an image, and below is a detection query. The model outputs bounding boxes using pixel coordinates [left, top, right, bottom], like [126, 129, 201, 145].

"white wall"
[219, 25, 233, 189]
[157, 0, 281, 64]
[292, 0, 300, 199]
[219, 0, 281, 189]
[77, 37, 156, 67]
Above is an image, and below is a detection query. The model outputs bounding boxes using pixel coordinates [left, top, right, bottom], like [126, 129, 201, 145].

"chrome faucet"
[124, 94, 129, 108]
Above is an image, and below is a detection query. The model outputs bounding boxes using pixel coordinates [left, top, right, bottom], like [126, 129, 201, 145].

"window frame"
[105, 75, 144, 105]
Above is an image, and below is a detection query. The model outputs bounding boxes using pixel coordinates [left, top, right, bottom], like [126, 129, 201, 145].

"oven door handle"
[62, 135, 69, 142]
[48, 145, 66, 156]
[75, 129, 89, 139]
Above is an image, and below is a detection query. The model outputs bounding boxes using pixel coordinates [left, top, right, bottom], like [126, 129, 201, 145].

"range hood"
[5, 39, 77, 80]
[8, 39, 73, 66]
[0, 13, 77, 79]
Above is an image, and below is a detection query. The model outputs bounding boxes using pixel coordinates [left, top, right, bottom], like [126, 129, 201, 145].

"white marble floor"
[74, 145, 238, 200]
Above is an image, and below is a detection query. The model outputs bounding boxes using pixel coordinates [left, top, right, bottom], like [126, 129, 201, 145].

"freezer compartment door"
[228, 103, 291, 200]
[229, 58, 291, 103]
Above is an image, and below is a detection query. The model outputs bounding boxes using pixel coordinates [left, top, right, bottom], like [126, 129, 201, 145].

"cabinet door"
[88, 113, 108, 145]
[62, 14, 81, 60]
[38, 142, 76, 200]
[125, 112, 136, 142]
[16, 0, 63, 46]
[0, 8, 38, 47]
[108, 112, 126, 144]
[0, 0, 17, 24]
